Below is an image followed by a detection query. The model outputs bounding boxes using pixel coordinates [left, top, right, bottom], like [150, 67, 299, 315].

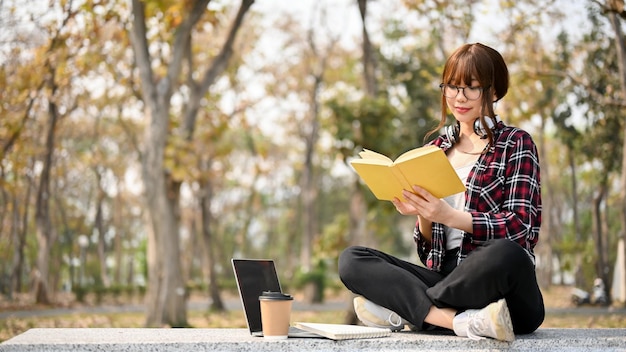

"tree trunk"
[113, 192, 124, 286]
[357, 0, 378, 97]
[142, 161, 187, 327]
[566, 147, 585, 286]
[33, 94, 59, 305]
[592, 184, 609, 290]
[300, 44, 324, 273]
[10, 168, 34, 296]
[600, 191, 612, 293]
[139, 96, 187, 325]
[300, 109, 318, 274]
[199, 168, 224, 311]
[300, 72, 323, 303]
[343, 0, 377, 324]
[608, 9, 626, 308]
[535, 111, 552, 288]
[345, 180, 366, 324]
[94, 184, 110, 288]
[11, 191, 28, 296]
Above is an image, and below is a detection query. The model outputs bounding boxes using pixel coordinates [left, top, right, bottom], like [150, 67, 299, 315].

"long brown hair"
[425, 43, 509, 146]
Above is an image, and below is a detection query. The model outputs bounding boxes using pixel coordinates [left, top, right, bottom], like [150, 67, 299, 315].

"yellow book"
[350, 145, 466, 201]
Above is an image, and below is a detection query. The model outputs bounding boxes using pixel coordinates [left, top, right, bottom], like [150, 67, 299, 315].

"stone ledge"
[1, 328, 625, 351]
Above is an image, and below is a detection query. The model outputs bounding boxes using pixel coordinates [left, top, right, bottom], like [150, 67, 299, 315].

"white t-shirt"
[443, 161, 475, 250]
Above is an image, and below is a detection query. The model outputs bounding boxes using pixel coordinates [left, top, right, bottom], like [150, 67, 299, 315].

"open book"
[350, 145, 466, 201]
[294, 322, 392, 340]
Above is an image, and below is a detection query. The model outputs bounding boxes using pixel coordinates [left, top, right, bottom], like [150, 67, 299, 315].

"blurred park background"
[2, 0, 626, 341]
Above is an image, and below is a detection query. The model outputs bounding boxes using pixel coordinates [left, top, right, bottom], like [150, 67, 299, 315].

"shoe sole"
[489, 299, 515, 342]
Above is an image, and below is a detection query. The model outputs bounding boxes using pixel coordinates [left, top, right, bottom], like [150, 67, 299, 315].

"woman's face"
[443, 78, 484, 124]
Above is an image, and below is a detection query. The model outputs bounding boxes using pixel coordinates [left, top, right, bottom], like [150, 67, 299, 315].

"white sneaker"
[452, 299, 515, 342]
[353, 296, 405, 331]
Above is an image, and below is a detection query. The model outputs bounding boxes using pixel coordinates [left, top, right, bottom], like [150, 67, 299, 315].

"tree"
[603, 0, 626, 305]
[32, 1, 83, 304]
[129, 0, 254, 326]
[263, 3, 341, 301]
[0, 0, 43, 297]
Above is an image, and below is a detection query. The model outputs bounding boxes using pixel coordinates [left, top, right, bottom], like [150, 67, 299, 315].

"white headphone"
[444, 116, 500, 144]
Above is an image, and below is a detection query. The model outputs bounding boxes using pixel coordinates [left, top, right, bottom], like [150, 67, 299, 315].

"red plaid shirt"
[413, 121, 542, 272]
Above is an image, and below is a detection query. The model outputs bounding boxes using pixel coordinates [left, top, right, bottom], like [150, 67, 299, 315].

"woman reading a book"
[338, 43, 544, 342]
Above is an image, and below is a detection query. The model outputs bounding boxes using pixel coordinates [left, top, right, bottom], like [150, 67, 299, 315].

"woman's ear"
[491, 87, 499, 102]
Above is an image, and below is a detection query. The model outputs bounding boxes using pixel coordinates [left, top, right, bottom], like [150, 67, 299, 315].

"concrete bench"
[2, 328, 625, 351]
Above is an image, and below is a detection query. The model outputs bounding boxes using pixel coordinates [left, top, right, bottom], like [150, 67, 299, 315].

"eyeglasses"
[439, 84, 488, 101]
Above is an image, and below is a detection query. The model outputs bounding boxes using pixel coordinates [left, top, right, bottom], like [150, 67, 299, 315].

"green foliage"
[317, 213, 350, 269]
[73, 285, 88, 303]
[326, 95, 400, 156]
[377, 19, 442, 145]
[293, 259, 328, 302]
[325, 19, 441, 161]
[71, 284, 144, 304]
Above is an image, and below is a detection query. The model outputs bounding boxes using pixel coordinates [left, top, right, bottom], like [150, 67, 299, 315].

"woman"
[338, 43, 544, 342]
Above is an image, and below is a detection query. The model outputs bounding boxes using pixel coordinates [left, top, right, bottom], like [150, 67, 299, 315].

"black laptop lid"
[231, 259, 282, 334]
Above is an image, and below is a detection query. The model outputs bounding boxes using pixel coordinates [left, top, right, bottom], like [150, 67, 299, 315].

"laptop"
[231, 258, 321, 338]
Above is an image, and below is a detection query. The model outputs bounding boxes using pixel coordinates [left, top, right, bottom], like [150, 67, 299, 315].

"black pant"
[338, 239, 545, 334]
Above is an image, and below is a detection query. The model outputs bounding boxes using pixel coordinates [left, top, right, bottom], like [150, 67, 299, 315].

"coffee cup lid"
[259, 291, 293, 301]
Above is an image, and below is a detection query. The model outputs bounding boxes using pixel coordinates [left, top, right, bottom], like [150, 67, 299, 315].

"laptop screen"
[231, 259, 282, 334]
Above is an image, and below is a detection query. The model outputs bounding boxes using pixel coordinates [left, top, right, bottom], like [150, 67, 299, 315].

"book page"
[358, 149, 393, 164]
[394, 145, 439, 164]
[294, 322, 391, 340]
[350, 158, 391, 167]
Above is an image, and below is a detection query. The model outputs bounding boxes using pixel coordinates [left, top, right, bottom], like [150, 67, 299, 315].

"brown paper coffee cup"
[259, 291, 293, 340]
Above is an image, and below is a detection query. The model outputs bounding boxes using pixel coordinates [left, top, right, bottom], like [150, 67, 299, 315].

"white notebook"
[294, 322, 392, 340]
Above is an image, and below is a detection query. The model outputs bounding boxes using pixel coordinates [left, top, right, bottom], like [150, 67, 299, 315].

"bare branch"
[182, 0, 255, 139]
[130, 0, 156, 107]
[199, 0, 254, 93]
[167, 0, 212, 92]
